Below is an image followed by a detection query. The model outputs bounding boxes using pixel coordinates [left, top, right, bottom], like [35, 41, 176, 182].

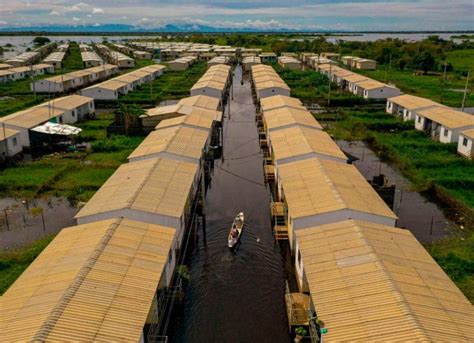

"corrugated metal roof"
[255, 79, 290, 91]
[75, 157, 198, 220]
[156, 109, 221, 131]
[388, 94, 440, 110]
[269, 126, 347, 163]
[191, 80, 226, 92]
[178, 95, 220, 111]
[296, 219, 474, 342]
[342, 74, 370, 83]
[128, 125, 209, 161]
[0, 106, 66, 129]
[278, 158, 397, 219]
[263, 106, 322, 131]
[0, 127, 19, 140]
[0, 218, 175, 342]
[260, 95, 304, 112]
[39, 95, 93, 111]
[460, 128, 474, 139]
[417, 106, 474, 129]
[356, 79, 395, 91]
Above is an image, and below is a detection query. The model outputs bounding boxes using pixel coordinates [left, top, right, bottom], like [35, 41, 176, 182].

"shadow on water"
[338, 140, 460, 243]
[169, 65, 290, 343]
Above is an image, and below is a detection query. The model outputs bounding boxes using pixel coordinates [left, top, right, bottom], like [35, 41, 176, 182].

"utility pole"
[385, 53, 392, 83]
[328, 62, 332, 107]
[441, 60, 448, 103]
[461, 69, 470, 112]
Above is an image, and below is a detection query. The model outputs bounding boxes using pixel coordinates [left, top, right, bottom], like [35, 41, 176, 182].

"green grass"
[0, 235, 55, 295]
[0, 113, 143, 202]
[427, 234, 474, 302]
[445, 49, 474, 73]
[357, 66, 473, 108]
[120, 62, 207, 105]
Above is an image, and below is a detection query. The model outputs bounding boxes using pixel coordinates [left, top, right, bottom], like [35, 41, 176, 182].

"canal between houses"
[169, 65, 290, 342]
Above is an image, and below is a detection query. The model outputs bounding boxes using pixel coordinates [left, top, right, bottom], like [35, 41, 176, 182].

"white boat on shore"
[228, 212, 244, 248]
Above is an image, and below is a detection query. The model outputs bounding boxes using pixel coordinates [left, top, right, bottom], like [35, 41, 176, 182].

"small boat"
[228, 212, 244, 248]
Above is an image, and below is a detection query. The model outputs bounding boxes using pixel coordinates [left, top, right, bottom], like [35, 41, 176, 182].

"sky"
[0, 0, 473, 31]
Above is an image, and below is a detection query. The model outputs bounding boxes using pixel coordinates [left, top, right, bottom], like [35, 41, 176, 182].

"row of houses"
[250, 65, 474, 341]
[81, 50, 104, 67]
[112, 43, 153, 60]
[311, 61, 402, 100]
[0, 65, 231, 342]
[207, 56, 230, 67]
[168, 56, 198, 71]
[0, 94, 95, 156]
[0, 63, 54, 83]
[5, 51, 40, 67]
[43, 47, 69, 69]
[250, 64, 290, 101]
[189, 64, 232, 100]
[95, 44, 136, 68]
[277, 56, 302, 70]
[80, 64, 166, 100]
[341, 55, 377, 70]
[242, 56, 261, 72]
[387, 94, 474, 158]
[31, 64, 119, 94]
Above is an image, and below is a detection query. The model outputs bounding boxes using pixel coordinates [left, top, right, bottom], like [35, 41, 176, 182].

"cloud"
[72, 17, 81, 22]
[0, 20, 8, 26]
[49, 10, 60, 16]
[92, 8, 104, 14]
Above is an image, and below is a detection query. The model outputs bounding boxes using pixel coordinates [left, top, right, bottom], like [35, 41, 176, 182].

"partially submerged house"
[75, 157, 200, 247]
[294, 219, 473, 341]
[0, 218, 176, 342]
[276, 158, 397, 250]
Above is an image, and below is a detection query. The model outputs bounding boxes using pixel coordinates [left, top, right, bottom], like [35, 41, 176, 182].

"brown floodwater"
[169, 65, 290, 342]
[338, 140, 459, 243]
[0, 197, 78, 249]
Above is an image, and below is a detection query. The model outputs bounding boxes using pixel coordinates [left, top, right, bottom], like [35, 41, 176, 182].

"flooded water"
[170, 66, 290, 342]
[0, 197, 78, 249]
[338, 140, 458, 243]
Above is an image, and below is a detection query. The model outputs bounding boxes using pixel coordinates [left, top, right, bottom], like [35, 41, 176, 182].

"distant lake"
[0, 32, 472, 59]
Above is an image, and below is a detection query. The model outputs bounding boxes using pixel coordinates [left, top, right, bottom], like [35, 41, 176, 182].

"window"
[463, 137, 468, 146]
[12, 137, 17, 146]
[71, 110, 75, 117]
[298, 250, 302, 267]
[417, 116, 421, 123]
[443, 128, 449, 137]
[59, 116, 63, 123]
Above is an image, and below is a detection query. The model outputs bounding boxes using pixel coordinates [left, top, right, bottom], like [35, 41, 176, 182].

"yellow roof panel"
[269, 126, 347, 162]
[417, 106, 474, 129]
[388, 94, 440, 110]
[0, 106, 66, 129]
[128, 125, 209, 161]
[75, 157, 198, 219]
[0, 127, 19, 140]
[278, 158, 397, 219]
[39, 95, 93, 111]
[156, 109, 221, 130]
[260, 95, 304, 112]
[0, 218, 175, 342]
[263, 106, 322, 131]
[296, 219, 474, 342]
[342, 73, 370, 83]
[178, 95, 220, 111]
[460, 128, 474, 139]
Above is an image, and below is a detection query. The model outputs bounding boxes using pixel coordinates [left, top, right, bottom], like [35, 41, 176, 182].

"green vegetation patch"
[0, 235, 55, 295]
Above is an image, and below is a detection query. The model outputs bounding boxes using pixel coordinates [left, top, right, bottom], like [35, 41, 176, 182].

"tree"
[33, 36, 50, 46]
[412, 51, 436, 75]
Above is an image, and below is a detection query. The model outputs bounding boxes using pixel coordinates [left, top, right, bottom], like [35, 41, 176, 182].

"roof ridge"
[358, 225, 432, 342]
[32, 218, 122, 341]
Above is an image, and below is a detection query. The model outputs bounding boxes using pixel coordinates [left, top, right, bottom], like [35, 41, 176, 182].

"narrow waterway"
[170, 65, 290, 342]
[338, 140, 458, 243]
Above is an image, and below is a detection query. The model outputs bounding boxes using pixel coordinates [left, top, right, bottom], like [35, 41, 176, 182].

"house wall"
[31, 80, 64, 93]
[0, 134, 23, 157]
[257, 87, 290, 100]
[81, 87, 118, 100]
[415, 114, 426, 131]
[190, 87, 222, 99]
[440, 125, 474, 144]
[364, 87, 402, 100]
[457, 135, 473, 159]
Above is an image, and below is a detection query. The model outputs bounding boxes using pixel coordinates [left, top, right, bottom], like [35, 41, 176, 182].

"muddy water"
[170, 66, 290, 342]
[0, 197, 78, 249]
[338, 140, 458, 243]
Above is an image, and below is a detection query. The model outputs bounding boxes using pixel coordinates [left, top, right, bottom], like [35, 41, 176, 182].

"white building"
[0, 127, 22, 157]
[38, 95, 95, 122]
[81, 79, 129, 100]
[386, 94, 440, 121]
[353, 80, 402, 100]
[415, 106, 474, 144]
[457, 129, 474, 159]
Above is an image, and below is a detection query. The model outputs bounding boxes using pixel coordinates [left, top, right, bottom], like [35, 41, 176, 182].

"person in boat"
[231, 227, 238, 238]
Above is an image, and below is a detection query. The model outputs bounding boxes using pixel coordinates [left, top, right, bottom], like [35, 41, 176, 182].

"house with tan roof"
[386, 94, 441, 121]
[457, 129, 474, 159]
[352, 79, 402, 99]
[415, 106, 474, 143]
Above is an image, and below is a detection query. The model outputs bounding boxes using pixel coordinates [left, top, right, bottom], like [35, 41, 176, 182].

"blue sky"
[0, 0, 473, 30]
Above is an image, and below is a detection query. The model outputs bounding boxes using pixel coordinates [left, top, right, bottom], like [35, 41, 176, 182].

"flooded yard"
[0, 197, 78, 249]
[338, 140, 459, 243]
